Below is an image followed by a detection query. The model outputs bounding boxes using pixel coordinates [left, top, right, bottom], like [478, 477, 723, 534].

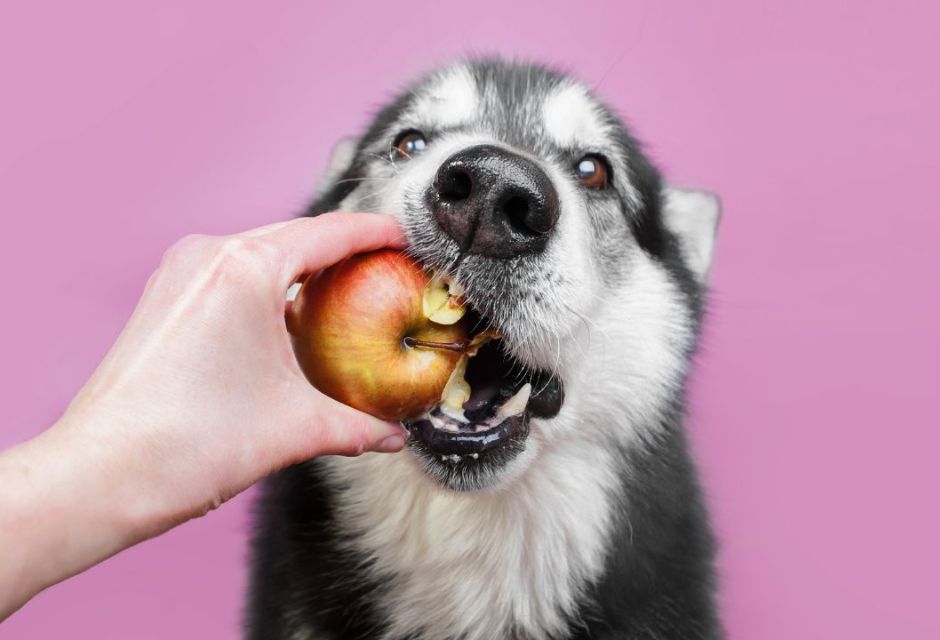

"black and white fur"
[248, 59, 722, 639]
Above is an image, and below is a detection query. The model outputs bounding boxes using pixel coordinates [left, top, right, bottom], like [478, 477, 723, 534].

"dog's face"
[309, 60, 719, 491]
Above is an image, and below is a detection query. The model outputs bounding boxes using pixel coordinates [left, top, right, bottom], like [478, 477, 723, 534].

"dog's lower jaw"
[320, 430, 621, 640]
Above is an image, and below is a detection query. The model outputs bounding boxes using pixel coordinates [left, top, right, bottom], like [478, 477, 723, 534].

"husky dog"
[247, 59, 722, 639]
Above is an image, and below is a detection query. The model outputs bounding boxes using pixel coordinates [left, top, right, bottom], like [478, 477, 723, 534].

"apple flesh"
[289, 249, 470, 421]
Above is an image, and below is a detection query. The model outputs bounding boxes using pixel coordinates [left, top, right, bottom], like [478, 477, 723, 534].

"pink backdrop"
[2, 1, 938, 638]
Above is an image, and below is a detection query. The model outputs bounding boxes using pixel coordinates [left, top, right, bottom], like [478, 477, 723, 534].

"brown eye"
[575, 154, 610, 189]
[392, 130, 427, 159]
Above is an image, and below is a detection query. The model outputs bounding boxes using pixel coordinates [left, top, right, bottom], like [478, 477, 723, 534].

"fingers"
[296, 394, 407, 460]
[257, 213, 407, 287]
[223, 213, 410, 462]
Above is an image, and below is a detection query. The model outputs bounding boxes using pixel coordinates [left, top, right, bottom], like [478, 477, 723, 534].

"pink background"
[2, 1, 938, 637]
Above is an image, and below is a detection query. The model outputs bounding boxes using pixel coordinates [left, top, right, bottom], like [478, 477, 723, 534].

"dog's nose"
[428, 145, 559, 258]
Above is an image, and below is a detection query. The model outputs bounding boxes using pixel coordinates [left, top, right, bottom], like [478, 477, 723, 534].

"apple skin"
[289, 249, 468, 421]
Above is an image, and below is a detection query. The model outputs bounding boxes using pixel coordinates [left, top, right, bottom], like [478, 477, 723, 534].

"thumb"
[298, 393, 408, 459]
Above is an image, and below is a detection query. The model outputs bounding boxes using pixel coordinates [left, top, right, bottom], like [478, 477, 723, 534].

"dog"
[247, 58, 722, 639]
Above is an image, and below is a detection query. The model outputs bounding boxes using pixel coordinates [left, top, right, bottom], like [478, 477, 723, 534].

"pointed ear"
[315, 136, 358, 196]
[661, 187, 721, 283]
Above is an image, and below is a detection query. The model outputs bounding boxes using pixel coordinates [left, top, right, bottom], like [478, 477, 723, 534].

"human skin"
[0, 212, 409, 620]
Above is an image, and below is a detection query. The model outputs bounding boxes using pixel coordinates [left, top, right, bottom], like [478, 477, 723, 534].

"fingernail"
[373, 433, 406, 453]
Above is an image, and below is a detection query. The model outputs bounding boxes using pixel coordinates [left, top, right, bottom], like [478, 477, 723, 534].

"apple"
[288, 249, 471, 421]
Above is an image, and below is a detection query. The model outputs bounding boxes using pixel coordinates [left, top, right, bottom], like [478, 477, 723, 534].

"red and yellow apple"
[288, 249, 470, 421]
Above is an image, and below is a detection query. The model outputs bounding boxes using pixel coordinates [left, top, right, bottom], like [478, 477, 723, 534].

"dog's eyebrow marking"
[542, 82, 608, 149]
[408, 66, 479, 129]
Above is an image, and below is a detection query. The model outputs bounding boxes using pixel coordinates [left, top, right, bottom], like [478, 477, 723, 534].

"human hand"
[0, 212, 408, 618]
[63, 211, 408, 516]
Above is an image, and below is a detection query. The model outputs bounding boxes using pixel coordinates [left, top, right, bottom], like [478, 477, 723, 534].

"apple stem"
[403, 337, 467, 353]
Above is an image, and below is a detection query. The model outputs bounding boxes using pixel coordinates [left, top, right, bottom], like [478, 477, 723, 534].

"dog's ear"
[661, 187, 721, 283]
[315, 136, 359, 196]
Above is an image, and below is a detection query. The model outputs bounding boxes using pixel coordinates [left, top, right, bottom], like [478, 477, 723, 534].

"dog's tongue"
[463, 382, 502, 421]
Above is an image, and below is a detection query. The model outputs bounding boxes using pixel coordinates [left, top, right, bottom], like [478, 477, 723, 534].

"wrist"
[49, 406, 197, 543]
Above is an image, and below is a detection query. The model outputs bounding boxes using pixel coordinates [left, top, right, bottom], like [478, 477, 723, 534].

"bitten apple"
[288, 249, 469, 421]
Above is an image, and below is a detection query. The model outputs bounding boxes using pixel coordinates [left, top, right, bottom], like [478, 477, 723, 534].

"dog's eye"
[575, 154, 610, 190]
[392, 130, 427, 160]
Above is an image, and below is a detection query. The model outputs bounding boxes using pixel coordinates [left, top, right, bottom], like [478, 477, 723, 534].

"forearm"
[0, 416, 171, 620]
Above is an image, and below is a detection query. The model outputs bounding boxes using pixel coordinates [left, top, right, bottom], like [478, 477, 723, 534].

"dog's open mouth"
[403, 311, 564, 461]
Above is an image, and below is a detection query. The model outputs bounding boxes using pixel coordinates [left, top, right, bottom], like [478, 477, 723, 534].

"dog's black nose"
[428, 145, 559, 258]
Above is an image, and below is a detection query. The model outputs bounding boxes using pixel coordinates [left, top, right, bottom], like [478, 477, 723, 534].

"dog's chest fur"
[248, 417, 721, 640]
[320, 439, 620, 640]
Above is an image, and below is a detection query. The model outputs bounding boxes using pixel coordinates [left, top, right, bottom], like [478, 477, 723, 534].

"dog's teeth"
[429, 412, 462, 433]
[440, 404, 470, 423]
[441, 454, 462, 464]
[470, 453, 479, 460]
[496, 383, 531, 418]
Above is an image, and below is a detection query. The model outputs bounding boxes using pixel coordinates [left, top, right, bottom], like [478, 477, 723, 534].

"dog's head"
[308, 59, 719, 490]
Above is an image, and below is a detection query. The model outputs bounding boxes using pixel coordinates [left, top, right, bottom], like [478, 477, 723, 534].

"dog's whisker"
[330, 175, 394, 187]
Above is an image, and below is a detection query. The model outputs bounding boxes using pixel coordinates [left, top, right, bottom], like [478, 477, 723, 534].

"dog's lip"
[403, 412, 529, 456]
